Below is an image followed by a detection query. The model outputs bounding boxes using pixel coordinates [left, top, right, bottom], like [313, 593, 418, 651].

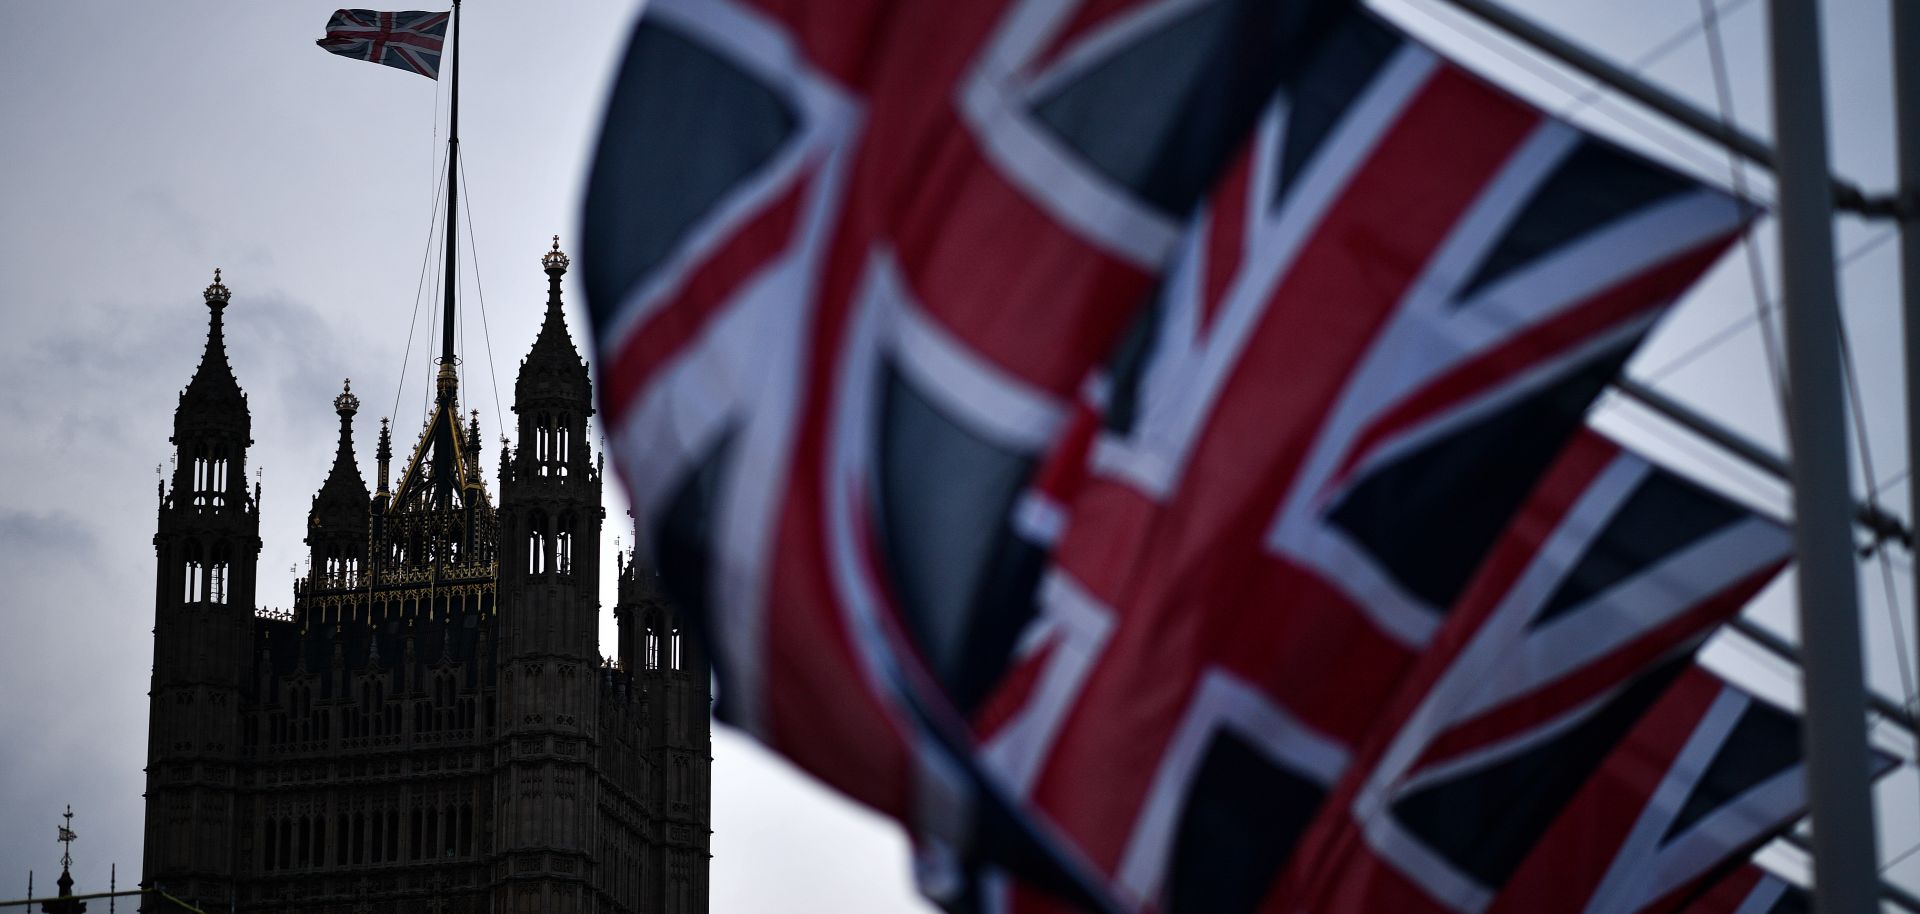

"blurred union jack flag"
[579, 0, 1781, 910]
[315, 9, 449, 79]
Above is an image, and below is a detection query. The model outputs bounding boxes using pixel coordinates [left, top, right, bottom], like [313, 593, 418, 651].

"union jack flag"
[1275, 429, 1791, 914]
[969, 9, 1754, 911]
[579, 0, 1765, 910]
[1488, 667, 1893, 914]
[316, 9, 449, 80]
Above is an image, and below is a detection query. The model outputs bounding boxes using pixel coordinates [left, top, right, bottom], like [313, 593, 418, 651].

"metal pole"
[1891, 0, 1920, 746]
[433, 0, 462, 510]
[1432, 0, 1900, 219]
[1768, 0, 1881, 910]
[441, 0, 460, 370]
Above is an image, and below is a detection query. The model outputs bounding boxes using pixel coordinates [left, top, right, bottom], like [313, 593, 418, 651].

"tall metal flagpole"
[431, 0, 461, 510]
[1767, 0, 1882, 911]
[1893, 0, 1920, 741]
[442, 0, 460, 371]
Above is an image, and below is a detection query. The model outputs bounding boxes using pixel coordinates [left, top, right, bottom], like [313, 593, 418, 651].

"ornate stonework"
[142, 249, 711, 914]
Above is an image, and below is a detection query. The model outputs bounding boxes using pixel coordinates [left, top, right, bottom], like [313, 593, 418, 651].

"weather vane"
[56, 805, 76, 871]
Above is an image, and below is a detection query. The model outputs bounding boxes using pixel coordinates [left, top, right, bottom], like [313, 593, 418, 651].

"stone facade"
[141, 247, 710, 914]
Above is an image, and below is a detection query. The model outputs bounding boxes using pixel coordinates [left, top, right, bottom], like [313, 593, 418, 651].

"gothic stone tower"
[140, 244, 712, 914]
[143, 270, 262, 906]
[492, 241, 609, 914]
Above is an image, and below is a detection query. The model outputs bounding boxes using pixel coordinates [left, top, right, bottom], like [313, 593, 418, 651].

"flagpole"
[1767, 1, 1882, 912]
[441, 0, 460, 372]
[432, 0, 461, 509]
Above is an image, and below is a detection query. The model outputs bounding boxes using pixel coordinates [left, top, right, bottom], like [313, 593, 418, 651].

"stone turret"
[143, 269, 261, 912]
[306, 380, 370, 598]
[494, 238, 608, 914]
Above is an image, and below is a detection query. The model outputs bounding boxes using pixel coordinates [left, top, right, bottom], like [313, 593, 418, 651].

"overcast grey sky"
[0, 0, 1913, 909]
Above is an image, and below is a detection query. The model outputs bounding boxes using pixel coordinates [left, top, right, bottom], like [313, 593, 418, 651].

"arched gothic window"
[556, 512, 575, 576]
[528, 511, 550, 575]
[644, 615, 661, 671]
[189, 442, 229, 507]
[209, 542, 231, 604]
[182, 541, 205, 603]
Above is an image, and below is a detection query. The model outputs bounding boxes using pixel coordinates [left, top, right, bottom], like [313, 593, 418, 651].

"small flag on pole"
[316, 9, 449, 80]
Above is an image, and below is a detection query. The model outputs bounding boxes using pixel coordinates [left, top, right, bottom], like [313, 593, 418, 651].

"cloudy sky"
[0, 0, 1915, 909]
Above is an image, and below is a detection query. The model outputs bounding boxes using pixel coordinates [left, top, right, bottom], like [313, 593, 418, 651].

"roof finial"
[542, 235, 570, 273]
[334, 378, 360, 416]
[57, 805, 76, 872]
[203, 267, 231, 309]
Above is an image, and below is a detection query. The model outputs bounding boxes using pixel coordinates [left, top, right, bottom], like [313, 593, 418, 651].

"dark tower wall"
[494, 242, 608, 914]
[616, 552, 713, 914]
[143, 271, 262, 912]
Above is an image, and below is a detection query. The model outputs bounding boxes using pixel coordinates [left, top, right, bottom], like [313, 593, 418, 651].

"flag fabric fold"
[1277, 430, 1791, 914]
[578, 0, 1797, 911]
[968, 8, 1752, 909]
[316, 9, 449, 79]
[1488, 667, 1895, 914]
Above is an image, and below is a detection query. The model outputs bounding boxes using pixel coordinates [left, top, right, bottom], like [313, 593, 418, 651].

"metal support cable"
[455, 146, 505, 436]
[1436, 0, 1907, 219]
[1612, 378, 1912, 549]
[1777, 831, 1920, 913]
[393, 148, 450, 427]
[1727, 617, 1919, 735]
[1696, 0, 1789, 420]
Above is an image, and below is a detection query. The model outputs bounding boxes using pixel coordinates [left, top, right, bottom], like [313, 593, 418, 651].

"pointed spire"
[517, 236, 592, 406]
[313, 379, 370, 514]
[466, 409, 483, 477]
[176, 267, 250, 431]
[376, 418, 393, 497]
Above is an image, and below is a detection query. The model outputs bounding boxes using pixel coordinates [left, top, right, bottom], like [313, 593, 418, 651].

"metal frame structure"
[1421, 0, 1916, 909]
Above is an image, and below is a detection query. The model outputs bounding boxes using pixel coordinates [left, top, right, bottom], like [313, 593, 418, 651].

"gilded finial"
[542, 235, 571, 272]
[334, 378, 360, 415]
[204, 267, 231, 305]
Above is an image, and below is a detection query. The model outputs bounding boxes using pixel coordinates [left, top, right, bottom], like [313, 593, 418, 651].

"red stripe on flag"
[600, 172, 813, 428]
[1482, 668, 1724, 914]
[892, 120, 1155, 397]
[1413, 565, 1776, 769]
[1026, 65, 1541, 873]
[1323, 234, 1741, 494]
